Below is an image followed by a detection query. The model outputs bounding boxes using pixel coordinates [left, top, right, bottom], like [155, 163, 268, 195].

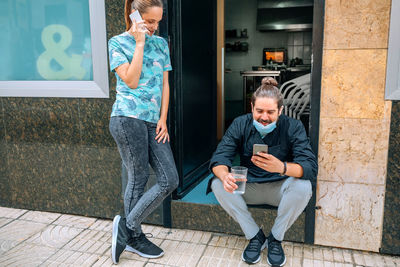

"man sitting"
[208, 77, 317, 266]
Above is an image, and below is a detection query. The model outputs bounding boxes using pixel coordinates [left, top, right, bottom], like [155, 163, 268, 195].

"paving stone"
[19, 211, 61, 224]
[0, 242, 57, 266]
[25, 224, 82, 248]
[0, 207, 27, 219]
[43, 249, 101, 266]
[0, 220, 47, 243]
[332, 248, 345, 262]
[1, 207, 400, 267]
[64, 229, 111, 255]
[0, 218, 12, 228]
[322, 247, 335, 262]
[53, 214, 97, 229]
[353, 251, 366, 266]
[88, 219, 112, 232]
[313, 259, 325, 267]
[149, 239, 206, 266]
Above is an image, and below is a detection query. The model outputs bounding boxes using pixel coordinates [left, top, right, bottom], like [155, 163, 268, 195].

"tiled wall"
[0, 0, 125, 218]
[315, 0, 392, 252]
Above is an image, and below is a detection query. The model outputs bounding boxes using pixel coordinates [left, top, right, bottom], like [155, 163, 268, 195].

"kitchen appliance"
[262, 48, 287, 65]
[256, 0, 314, 31]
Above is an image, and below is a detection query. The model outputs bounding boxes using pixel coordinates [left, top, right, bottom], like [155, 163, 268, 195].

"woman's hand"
[155, 120, 170, 143]
[251, 152, 284, 174]
[128, 18, 148, 45]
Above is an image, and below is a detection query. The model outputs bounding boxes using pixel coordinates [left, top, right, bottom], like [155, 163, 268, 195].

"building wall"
[315, 0, 392, 252]
[0, 0, 125, 218]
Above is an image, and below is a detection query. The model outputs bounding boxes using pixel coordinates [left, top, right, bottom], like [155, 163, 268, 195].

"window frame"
[385, 0, 400, 100]
[0, 0, 109, 98]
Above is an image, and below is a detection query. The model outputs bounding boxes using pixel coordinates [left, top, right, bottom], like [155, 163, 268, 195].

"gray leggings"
[211, 177, 312, 241]
[109, 116, 179, 236]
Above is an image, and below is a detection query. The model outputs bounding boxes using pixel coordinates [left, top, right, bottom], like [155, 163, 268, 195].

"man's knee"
[288, 178, 312, 200]
[210, 177, 224, 196]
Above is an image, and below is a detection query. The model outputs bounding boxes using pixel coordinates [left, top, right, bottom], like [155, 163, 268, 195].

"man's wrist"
[280, 161, 287, 176]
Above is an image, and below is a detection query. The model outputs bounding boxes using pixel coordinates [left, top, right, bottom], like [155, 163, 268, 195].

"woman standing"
[108, 0, 178, 264]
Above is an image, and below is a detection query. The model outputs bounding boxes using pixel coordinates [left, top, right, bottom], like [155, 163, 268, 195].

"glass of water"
[231, 166, 248, 194]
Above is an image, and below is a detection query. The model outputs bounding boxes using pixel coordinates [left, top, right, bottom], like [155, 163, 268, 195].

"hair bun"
[261, 77, 278, 86]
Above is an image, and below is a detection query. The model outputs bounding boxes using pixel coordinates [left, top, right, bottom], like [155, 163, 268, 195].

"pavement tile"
[142, 224, 169, 240]
[53, 214, 97, 229]
[0, 218, 12, 228]
[43, 249, 101, 266]
[322, 247, 335, 262]
[25, 224, 82, 249]
[19, 210, 61, 224]
[313, 247, 324, 261]
[88, 219, 112, 232]
[149, 239, 206, 266]
[163, 228, 187, 241]
[353, 251, 366, 266]
[341, 249, 353, 263]
[0, 207, 27, 219]
[64, 229, 111, 255]
[0, 242, 57, 266]
[303, 245, 313, 259]
[293, 244, 303, 258]
[313, 259, 324, 267]
[382, 255, 397, 266]
[332, 248, 345, 262]
[0, 220, 47, 242]
[303, 257, 314, 266]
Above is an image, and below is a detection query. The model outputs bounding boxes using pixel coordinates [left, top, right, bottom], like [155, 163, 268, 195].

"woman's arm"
[155, 71, 170, 143]
[115, 21, 147, 89]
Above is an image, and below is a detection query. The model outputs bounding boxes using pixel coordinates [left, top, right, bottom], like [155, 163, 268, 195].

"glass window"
[0, 0, 109, 98]
[385, 0, 400, 100]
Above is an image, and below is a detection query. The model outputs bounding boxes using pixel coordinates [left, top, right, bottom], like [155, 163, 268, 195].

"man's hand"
[221, 172, 238, 193]
[251, 152, 284, 174]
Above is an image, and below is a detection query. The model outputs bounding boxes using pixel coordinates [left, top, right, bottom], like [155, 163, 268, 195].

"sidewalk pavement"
[0, 207, 399, 267]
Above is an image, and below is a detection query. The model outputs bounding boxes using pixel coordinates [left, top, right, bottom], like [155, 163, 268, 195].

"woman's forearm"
[159, 72, 170, 121]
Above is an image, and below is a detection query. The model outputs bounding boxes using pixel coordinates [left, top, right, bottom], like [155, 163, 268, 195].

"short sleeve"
[161, 38, 172, 71]
[108, 38, 128, 72]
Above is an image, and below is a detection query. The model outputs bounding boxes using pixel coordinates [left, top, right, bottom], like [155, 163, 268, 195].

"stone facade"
[314, 0, 392, 252]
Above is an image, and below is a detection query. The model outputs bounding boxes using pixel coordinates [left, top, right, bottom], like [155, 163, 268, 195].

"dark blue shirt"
[209, 114, 318, 184]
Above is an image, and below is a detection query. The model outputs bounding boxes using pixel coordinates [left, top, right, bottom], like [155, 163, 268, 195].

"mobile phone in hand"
[129, 10, 143, 23]
[253, 144, 268, 155]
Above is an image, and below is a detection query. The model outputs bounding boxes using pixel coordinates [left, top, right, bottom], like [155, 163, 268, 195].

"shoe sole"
[125, 245, 164, 259]
[241, 240, 267, 264]
[111, 215, 121, 264]
[267, 255, 286, 267]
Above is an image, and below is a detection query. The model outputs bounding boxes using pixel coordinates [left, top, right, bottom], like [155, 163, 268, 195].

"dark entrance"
[168, 0, 217, 198]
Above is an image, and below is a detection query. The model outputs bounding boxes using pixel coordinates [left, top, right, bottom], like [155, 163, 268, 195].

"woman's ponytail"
[125, 0, 134, 31]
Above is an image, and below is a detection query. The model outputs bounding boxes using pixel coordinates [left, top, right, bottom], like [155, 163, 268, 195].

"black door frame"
[304, 0, 325, 244]
[167, 0, 217, 199]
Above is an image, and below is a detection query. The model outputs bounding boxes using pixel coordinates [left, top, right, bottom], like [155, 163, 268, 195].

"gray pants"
[211, 177, 312, 241]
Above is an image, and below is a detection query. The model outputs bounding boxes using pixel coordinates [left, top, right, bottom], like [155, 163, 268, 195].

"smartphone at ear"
[253, 144, 268, 155]
[129, 10, 143, 23]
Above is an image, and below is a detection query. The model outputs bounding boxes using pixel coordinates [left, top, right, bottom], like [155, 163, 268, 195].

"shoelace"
[247, 237, 263, 252]
[269, 240, 283, 255]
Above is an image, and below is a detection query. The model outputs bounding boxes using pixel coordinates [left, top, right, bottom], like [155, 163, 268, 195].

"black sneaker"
[125, 233, 164, 258]
[111, 215, 129, 264]
[267, 233, 286, 266]
[241, 229, 267, 264]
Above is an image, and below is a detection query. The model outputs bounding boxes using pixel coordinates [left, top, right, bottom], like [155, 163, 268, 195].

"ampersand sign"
[37, 24, 86, 80]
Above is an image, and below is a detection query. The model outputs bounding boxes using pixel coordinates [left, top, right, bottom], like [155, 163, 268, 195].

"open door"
[168, 0, 217, 198]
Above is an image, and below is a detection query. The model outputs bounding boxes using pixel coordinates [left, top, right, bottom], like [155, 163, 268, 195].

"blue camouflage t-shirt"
[108, 32, 172, 123]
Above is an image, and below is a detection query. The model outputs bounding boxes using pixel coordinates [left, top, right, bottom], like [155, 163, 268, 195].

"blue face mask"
[253, 120, 277, 137]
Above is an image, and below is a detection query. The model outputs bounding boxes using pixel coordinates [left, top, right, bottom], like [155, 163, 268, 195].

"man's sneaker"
[267, 233, 286, 266]
[241, 229, 267, 264]
[111, 215, 129, 264]
[125, 233, 164, 258]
